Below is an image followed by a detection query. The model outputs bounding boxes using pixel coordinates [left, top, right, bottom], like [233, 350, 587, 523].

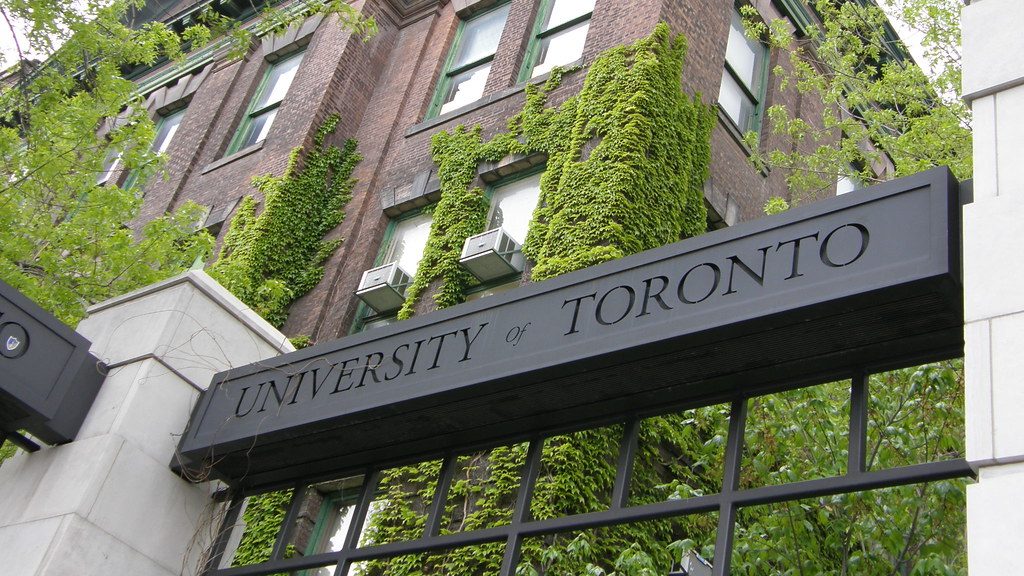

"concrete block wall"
[961, 0, 1024, 572]
[0, 272, 293, 576]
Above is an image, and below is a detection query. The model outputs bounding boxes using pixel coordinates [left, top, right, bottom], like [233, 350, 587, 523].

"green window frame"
[123, 107, 187, 191]
[518, 0, 594, 81]
[465, 167, 544, 300]
[351, 209, 434, 333]
[718, 8, 769, 134]
[226, 50, 305, 155]
[428, 3, 511, 118]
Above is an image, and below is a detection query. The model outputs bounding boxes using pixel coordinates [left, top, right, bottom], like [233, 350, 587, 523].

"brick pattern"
[131, 0, 833, 344]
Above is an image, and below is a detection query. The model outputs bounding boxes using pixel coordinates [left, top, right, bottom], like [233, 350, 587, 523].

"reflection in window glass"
[488, 172, 541, 244]
[385, 213, 432, 275]
[718, 10, 767, 132]
[525, 0, 594, 79]
[153, 109, 185, 154]
[434, 4, 510, 116]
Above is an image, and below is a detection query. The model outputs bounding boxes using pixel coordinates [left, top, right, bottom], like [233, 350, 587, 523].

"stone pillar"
[0, 271, 293, 576]
[962, 0, 1024, 573]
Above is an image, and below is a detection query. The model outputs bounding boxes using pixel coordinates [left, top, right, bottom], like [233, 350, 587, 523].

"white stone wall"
[962, 0, 1024, 573]
[0, 271, 292, 576]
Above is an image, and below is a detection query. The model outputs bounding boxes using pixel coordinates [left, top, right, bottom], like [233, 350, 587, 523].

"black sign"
[176, 168, 963, 488]
[0, 280, 105, 445]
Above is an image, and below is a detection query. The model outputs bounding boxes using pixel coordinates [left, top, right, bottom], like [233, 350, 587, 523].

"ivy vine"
[365, 23, 718, 574]
[397, 23, 712, 320]
[209, 114, 360, 327]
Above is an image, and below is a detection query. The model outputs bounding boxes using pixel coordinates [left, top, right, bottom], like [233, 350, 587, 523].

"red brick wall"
[132, 0, 830, 343]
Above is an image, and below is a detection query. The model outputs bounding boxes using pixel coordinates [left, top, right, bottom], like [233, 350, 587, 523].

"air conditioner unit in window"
[458, 228, 523, 282]
[355, 262, 412, 313]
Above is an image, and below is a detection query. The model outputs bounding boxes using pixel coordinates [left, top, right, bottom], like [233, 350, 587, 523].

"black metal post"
[269, 483, 306, 560]
[424, 455, 458, 538]
[499, 439, 545, 576]
[848, 372, 869, 475]
[712, 399, 748, 576]
[612, 419, 641, 510]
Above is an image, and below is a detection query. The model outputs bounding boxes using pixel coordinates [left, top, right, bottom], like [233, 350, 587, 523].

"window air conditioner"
[355, 262, 412, 313]
[458, 228, 524, 282]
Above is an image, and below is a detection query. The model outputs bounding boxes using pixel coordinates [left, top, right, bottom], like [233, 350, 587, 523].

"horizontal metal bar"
[729, 459, 974, 508]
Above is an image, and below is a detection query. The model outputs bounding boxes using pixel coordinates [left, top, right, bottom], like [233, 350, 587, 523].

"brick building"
[122, 0, 840, 344]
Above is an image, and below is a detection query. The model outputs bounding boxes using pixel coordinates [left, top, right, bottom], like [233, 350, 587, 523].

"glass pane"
[866, 360, 964, 470]
[718, 70, 755, 131]
[349, 543, 506, 576]
[741, 381, 850, 489]
[440, 63, 491, 115]
[732, 483, 966, 574]
[153, 109, 185, 154]
[441, 443, 529, 533]
[452, 4, 510, 68]
[464, 281, 518, 302]
[255, 52, 304, 110]
[240, 108, 278, 149]
[97, 150, 121, 185]
[358, 460, 444, 548]
[516, 516, 717, 576]
[545, 0, 595, 31]
[725, 10, 763, 90]
[227, 489, 294, 567]
[532, 21, 589, 78]
[386, 213, 432, 275]
[629, 404, 731, 505]
[531, 426, 621, 520]
[488, 172, 542, 243]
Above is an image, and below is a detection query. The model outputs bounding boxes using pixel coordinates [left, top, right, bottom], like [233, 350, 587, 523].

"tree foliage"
[0, 0, 373, 325]
[747, 0, 970, 202]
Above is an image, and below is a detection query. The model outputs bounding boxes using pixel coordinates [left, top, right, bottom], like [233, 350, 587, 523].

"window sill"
[202, 140, 265, 174]
[406, 59, 584, 138]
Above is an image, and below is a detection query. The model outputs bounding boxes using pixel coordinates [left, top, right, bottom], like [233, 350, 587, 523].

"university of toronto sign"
[175, 168, 963, 488]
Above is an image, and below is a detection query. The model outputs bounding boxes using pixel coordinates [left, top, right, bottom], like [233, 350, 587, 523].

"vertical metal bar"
[848, 372, 869, 475]
[335, 469, 382, 576]
[424, 455, 458, 538]
[712, 398, 748, 576]
[499, 438, 546, 576]
[269, 484, 306, 560]
[611, 418, 641, 510]
[200, 495, 244, 575]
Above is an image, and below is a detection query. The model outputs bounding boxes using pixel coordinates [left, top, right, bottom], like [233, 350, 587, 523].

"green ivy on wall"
[209, 114, 360, 327]
[397, 22, 713, 318]
[363, 23, 718, 574]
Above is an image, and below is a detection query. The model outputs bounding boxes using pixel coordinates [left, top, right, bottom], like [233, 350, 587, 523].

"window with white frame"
[718, 9, 768, 133]
[431, 4, 511, 117]
[521, 0, 594, 79]
[153, 108, 185, 154]
[228, 51, 305, 153]
[96, 149, 121, 185]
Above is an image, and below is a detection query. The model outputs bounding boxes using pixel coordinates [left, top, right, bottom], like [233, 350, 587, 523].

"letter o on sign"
[0, 321, 29, 359]
[820, 223, 870, 268]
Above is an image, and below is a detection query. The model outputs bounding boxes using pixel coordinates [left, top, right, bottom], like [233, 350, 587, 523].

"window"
[153, 108, 185, 154]
[718, 9, 768, 133]
[430, 4, 511, 117]
[96, 149, 121, 185]
[123, 108, 186, 190]
[228, 51, 304, 154]
[383, 212, 433, 277]
[355, 211, 433, 331]
[486, 171, 541, 245]
[464, 170, 542, 300]
[836, 165, 864, 195]
[521, 0, 594, 80]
